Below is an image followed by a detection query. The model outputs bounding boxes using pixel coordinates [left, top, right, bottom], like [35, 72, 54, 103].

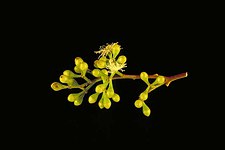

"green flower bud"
[98, 97, 104, 109]
[140, 72, 150, 85]
[95, 83, 108, 93]
[99, 69, 109, 83]
[50, 82, 67, 91]
[139, 91, 148, 101]
[63, 70, 80, 78]
[67, 93, 80, 102]
[149, 76, 165, 90]
[106, 89, 114, 99]
[67, 94, 76, 102]
[101, 69, 108, 76]
[79, 62, 88, 76]
[59, 75, 70, 83]
[79, 62, 88, 71]
[96, 60, 106, 69]
[59, 75, 77, 85]
[106, 81, 114, 98]
[112, 93, 120, 102]
[74, 65, 81, 73]
[134, 99, 143, 108]
[93, 60, 98, 68]
[74, 57, 83, 66]
[88, 93, 100, 104]
[142, 102, 151, 117]
[112, 43, 121, 58]
[92, 69, 101, 77]
[155, 75, 165, 85]
[103, 96, 111, 109]
[117, 55, 127, 64]
[99, 56, 107, 62]
[74, 96, 84, 106]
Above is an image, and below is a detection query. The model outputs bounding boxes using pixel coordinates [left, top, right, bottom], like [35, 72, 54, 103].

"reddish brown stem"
[75, 72, 188, 91]
[113, 72, 188, 86]
[164, 72, 188, 86]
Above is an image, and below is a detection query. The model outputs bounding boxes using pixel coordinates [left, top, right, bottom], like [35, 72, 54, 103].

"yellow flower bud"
[95, 83, 108, 93]
[92, 69, 101, 77]
[106, 81, 114, 98]
[142, 102, 151, 117]
[67, 93, 79, 102]
[79, 62, 88, 71]
[103, 96, 111, 109]
[155, 76, 165, 84]
[88, 93, 99, 104]
[74, 65, 81, 73]
[67, 92, 84, 106]
[112, 43, 121, 58]
[59, 75, 78, 86]
[134, 99, 143, 108]
[117, 55, 127, 64]
[96, 60, 106, 69]
[140, 72, 150, 85]
[98, 98, 104, 109]
[63, 70, 80, 78]
[99, 56, 107, 62]
[112, 93, 120, 102]
[101, 69, 108, 76]
[50, 82, 67, 91]
[74, 57, 83, 66]
[139, 91, 148, 101]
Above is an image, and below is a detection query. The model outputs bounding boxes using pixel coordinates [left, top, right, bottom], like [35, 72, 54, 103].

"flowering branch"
[55, 71, 187, 93]
[50, 42, 188, 117]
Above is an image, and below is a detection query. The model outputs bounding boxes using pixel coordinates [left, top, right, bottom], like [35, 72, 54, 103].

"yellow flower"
[106, 58, 127, 73]
[94, 42, 121, 58]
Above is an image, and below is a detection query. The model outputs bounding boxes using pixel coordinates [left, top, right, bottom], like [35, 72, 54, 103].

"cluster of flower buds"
[51, 42, 126, 109]
[88, 42, 127, 109]
[50, 69, 81, 91]
[134, 72, 165, 116]
[51, 57, 90, 106]
[89, 68, 120, 109]
[50, 42, 186, 117]
[74, 57, 89, 77]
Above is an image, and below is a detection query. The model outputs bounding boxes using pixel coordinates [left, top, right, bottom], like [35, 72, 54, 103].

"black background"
[5, 2, 210, 148]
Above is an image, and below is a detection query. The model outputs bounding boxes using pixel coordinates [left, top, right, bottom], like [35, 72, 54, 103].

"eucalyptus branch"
[50, 42, 188, 117]
[79, 72, 188, 91]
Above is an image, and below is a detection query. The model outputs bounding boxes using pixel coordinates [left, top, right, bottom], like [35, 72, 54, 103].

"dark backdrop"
[41, 17, 194, 145]
[7, 3, 204, 148]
